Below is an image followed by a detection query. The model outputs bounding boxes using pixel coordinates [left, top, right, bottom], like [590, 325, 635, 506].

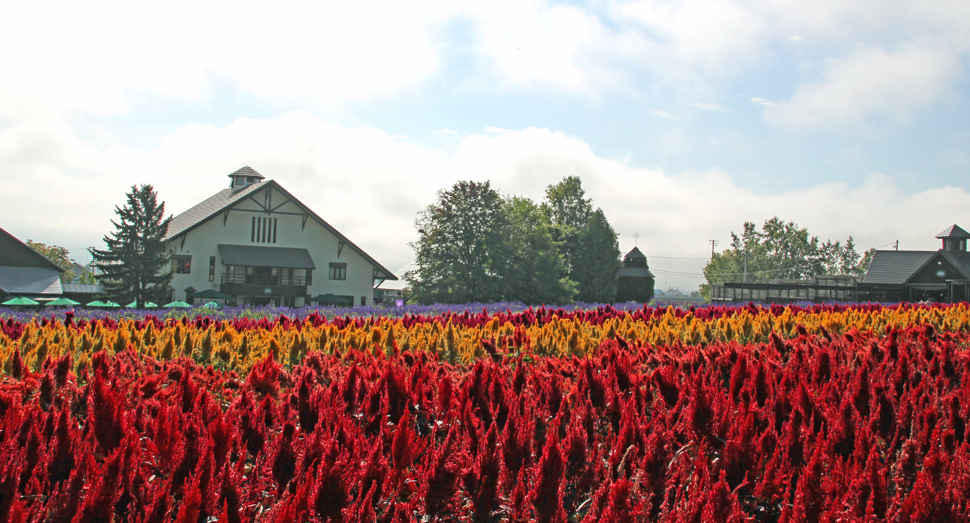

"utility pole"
[709, 239, 718, 259]
[894, 240, 899, 251]
[743, 250, 749, 283]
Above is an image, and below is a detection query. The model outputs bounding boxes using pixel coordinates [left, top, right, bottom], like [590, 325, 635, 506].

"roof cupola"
[936, 224, 970, 252]
[622, 246, 649, 268]
[228, 166, 265, 194]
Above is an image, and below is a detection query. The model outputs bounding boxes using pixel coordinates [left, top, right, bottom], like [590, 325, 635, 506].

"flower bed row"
[2, 318, 970, 521]
[2, 303, 970, 375]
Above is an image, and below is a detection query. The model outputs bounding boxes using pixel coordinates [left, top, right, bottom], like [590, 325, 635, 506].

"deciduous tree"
[701, 217, 867, 299]
[498, 196, 576, 304]
[407, 181, 507, 304]
[26, 241, 77, 283]
[542, 176, 622, 302]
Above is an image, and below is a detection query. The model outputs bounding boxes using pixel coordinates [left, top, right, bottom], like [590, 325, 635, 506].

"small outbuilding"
[615, 247, 655, 303]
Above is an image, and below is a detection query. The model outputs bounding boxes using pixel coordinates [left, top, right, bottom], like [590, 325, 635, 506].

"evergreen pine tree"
[90, 184, 173, 307]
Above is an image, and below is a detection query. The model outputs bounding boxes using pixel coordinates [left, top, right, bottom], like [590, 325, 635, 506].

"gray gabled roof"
[163, 172, 397, 280]
[164, 182, 265, 240]
[0, 227, 66, 272]
[0, 266, 62, 295]
[862, 250, 936, 284]
[62, 283, 103, 294]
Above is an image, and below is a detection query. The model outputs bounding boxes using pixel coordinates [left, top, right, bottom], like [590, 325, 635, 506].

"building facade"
[163, 167, 396, 307]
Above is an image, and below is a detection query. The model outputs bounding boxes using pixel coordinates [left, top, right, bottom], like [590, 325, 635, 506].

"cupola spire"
[228, 166, 265, 194]
[936, 224, 970, 252]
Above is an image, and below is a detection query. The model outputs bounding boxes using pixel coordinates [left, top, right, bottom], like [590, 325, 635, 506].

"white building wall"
[167, 184, 377, 306]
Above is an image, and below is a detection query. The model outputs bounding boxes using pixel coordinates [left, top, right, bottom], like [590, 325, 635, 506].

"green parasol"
[163, 300, 192, 308]
[46, 297, 81, 307]
[125, 301, 158, 308]
[2, 296, 39, 306]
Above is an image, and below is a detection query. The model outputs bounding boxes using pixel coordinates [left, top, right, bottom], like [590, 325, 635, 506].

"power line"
[651, 269, 707, 278]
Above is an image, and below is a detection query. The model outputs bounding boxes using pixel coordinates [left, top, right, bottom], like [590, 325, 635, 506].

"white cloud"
[0, 1, 454, 117]
[614, 0, 766, 66]
[649, 109, 678, 119]
[4, 114, 967, 291]
[691, 102, 732, 112]
[465, 0, 637, 93]
[2, 0, 969, 122]
[750, 97, 780, 107]
[762, 44, 958, 129]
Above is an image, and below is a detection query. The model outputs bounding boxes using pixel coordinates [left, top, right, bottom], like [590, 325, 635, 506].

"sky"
[2, 0, 970, 292]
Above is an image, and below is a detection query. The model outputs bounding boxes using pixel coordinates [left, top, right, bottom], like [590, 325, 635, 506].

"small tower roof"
[624, 246, 647, 259]
[936, 224, 970, 239]
[228, 166, 265, 180]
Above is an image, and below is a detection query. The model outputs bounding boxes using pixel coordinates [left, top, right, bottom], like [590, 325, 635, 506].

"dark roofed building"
[615, 247, 655, 303]
[858, 224, 970, 302]
[710, 224, 970, 304]
[0, 227, 64, 299]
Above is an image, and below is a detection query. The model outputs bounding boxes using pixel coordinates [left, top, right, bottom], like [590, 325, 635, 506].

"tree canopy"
[408, 181, 508, 304]
[408, 177, 619, 305]
[26, 240, 96, 283]
[572, 208, 621, 303]
[701, 217, 871, 298]
[90, 185, 173, 307]
[542, 177, 620, 302]
[498, 196, 576, 305]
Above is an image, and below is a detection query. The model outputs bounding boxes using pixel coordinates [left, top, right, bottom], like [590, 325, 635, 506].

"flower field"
[1, 303, 970, 521]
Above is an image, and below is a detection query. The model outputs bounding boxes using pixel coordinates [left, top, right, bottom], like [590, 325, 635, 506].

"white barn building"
[163, 166, 396, 307]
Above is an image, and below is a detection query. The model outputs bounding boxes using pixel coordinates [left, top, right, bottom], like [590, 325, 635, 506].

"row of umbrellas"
[1, 296, 222, 309]
[4, 291, 353, 308]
